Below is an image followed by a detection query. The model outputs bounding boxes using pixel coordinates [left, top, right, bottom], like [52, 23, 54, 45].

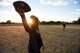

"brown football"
[13, 1, 31, 12]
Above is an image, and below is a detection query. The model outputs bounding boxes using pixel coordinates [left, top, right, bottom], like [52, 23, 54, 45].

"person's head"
[30, 15, 39, 29]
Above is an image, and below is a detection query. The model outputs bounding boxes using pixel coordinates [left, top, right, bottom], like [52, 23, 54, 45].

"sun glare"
[27, 18, 33, 24]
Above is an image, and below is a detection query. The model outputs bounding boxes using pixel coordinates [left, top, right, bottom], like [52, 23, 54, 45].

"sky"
[0, 0, 80, 22]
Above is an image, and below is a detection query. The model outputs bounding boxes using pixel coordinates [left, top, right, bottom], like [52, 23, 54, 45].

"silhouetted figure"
[62, 23, 66, 31]
[13, 1, 44, 53]
[19, 13, 44, 53]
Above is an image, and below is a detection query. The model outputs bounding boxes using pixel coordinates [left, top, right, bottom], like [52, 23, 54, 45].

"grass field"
[0, 25, 80, 53]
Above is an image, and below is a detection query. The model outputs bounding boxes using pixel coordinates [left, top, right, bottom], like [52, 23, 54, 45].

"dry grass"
[0, 25, 80, 53]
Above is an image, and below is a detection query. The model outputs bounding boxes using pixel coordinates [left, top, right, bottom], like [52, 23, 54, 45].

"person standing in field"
[19, 13, 44, 53]
[13, 1, 44, 53]
[62, 22, 66, 31]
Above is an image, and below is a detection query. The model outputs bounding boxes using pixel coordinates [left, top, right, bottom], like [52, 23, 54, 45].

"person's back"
[28, 29, 43, 53]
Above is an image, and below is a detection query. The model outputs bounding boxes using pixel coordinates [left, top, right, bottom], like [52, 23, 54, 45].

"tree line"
[0, 17, 80, 25]
[40, 17, 80, 25]
[72, 17, 80, 24]
[0, 20, 22, 26]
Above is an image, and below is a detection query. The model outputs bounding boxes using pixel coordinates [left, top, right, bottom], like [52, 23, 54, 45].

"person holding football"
[13, 1, 44, 53]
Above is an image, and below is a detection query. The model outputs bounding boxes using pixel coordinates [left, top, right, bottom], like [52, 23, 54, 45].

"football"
[13, 1, 31, 12]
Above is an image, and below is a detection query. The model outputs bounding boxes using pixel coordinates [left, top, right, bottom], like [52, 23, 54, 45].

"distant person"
[13, 1, 44, 53]
[62, 22, 66, 31]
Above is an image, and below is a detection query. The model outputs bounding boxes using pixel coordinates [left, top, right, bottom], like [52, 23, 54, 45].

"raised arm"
[13, 1, 31, 33]
[19, 12, 30, 33]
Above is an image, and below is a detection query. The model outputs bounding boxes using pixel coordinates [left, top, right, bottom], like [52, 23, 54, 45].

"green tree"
[77, 17, 80, 24]
[72, 21, 77, 24]
[6, 20, 11, 24]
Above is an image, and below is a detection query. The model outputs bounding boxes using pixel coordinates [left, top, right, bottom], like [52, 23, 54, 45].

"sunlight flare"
[27, 18, 33, 24]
